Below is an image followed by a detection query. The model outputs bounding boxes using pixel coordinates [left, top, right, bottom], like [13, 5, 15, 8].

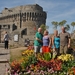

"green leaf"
[43, 53, 51, 61]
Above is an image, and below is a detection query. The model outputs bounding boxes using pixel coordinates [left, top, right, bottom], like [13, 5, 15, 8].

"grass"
[10, 47, 27, 62]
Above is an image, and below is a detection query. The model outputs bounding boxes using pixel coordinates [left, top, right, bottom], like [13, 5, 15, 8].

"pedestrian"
[34, 28, 43, 56]
[59, 26, 71, 54]
[42, 30, 51, 53]
[52, 30, 60, 58]
[3, 31, 10, 49]
[27, 38, 30, 46]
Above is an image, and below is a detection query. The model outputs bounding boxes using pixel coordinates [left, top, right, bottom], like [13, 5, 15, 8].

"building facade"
[0, 4, 47, 46]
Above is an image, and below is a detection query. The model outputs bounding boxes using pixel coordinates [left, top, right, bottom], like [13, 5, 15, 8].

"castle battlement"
[0, 4, 47, 46]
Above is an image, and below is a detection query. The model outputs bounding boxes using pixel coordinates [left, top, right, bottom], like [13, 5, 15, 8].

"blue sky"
[0, 0, 75, 33]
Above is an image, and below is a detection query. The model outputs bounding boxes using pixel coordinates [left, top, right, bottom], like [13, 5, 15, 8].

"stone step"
[0, 59, 9, 63]
[0, 43, 4, 48]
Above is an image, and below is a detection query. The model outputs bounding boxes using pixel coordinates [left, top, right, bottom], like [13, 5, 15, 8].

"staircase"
[0, 43, 4, 48]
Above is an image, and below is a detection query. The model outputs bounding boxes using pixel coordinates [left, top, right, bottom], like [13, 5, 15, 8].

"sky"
[0, 0, 75, 33]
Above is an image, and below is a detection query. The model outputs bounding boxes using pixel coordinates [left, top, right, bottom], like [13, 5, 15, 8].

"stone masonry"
[0, 4, 47, 46]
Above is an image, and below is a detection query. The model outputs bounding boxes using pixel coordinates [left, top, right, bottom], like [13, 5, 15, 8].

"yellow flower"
[57, 54, 74, 61]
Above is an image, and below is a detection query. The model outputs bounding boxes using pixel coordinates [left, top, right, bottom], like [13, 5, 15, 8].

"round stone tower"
[0, 4, 47, 46]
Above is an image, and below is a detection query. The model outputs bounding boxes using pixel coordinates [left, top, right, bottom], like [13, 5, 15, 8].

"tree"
[71, 22, 75, 32]
[51, 21, 58, 29]
[46, 25, 49, 30]
[59, 20, 67, 27]
[40, 24, 46, 34]
[65, 24, 70, 31]
[73, 30, 75, 33]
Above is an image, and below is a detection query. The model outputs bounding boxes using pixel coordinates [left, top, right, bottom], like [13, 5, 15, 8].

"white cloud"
[0, 0, 75, 33]
[51, 8, 75, 19]
[34, 0, 70, 11]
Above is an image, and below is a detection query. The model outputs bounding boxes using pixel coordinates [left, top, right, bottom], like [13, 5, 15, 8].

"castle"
[0, 4, 47, 46]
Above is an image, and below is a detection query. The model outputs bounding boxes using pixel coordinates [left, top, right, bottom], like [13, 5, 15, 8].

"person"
[27, 38, 30, 46]
[34, 28, 43, 55]
[59, 26, 71, 54]
[3, 31, 10, 49]
[25, 38, 30, 47]
[52, 30, 60, 57]
[42, 30, 51, 53]
[25, 39, 27, 47]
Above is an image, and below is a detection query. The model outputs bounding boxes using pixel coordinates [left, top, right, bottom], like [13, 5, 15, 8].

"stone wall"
[0, 4, 47, 47]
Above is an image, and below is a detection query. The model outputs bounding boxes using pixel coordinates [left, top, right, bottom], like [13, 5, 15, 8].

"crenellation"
[0, 4, 47, 46]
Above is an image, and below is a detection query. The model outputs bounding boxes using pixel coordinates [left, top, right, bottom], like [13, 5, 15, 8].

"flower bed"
[8, 46, 75, 75]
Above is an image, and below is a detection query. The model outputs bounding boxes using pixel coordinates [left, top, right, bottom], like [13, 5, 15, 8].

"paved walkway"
[0, 48, 10, 75]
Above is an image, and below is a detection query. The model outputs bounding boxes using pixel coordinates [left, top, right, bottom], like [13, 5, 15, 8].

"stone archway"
[21, 28, 27, 38]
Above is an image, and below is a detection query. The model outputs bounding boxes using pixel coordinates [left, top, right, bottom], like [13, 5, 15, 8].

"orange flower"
[72, 67, 75, 74]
